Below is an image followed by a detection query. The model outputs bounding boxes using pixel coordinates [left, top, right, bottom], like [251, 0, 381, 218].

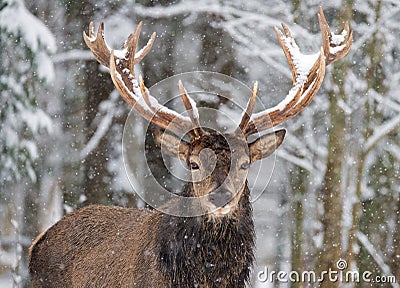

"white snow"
[36, 51, 55, 82]
[0, 0, 56, 54]
[330, 44, 347, 54]
[52, 49, 93, 64]
[364, 114, 400, 152]
[357, 232, 399, 288]
[80, 109, 114, 159]
[18, 103, 53, 135]
[20, 140, 38, 160]
[103, 13, 135, 48]
[276, 149, 314, 172]
[371, 90, 400, 113]
[331, 31, 347, 45]
[113, 48, 128, 60]
[114, 69, 191, 123]
[122, 68, 131, 74]
[282, 36, 320, 84]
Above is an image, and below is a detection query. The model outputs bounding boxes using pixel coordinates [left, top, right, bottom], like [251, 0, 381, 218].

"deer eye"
[190, 161, 200, 170]
[240, 162, 250, 170]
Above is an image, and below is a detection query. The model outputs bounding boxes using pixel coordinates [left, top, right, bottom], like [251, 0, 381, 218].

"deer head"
[83, 7, 352, 217]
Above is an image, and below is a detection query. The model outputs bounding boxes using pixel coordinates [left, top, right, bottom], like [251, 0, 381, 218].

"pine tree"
[0, 0, 55, 284]
[0, 0, 55, 187]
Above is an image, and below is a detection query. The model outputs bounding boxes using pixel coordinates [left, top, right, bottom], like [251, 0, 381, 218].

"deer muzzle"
[208, 190, 232, 208]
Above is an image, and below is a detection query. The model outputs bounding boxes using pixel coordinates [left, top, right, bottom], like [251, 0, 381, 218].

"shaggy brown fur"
[29, 185, 254, 287]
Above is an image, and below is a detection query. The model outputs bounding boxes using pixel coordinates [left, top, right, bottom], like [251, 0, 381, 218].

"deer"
[29, 7, 352, 288]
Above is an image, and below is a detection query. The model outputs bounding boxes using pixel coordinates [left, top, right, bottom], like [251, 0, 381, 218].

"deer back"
[29, 205, 161, 287]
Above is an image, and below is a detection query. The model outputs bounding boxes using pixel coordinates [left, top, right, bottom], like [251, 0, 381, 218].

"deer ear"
[152, 128, 189, 160]
[248, 129, 286, 163]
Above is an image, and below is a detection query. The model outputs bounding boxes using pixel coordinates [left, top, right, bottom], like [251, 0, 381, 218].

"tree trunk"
[316, 3, 354, 285]
[290, 166, 307, 288]
[317, 86, 346, 278]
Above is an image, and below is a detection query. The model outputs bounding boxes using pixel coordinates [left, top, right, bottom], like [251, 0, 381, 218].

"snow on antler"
[243, 8, 352, 136]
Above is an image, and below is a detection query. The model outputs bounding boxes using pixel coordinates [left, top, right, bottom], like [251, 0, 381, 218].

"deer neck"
[155, 183, 255, 286]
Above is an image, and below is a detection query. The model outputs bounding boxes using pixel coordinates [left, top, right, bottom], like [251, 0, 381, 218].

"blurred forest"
[0, 0, 399, 287]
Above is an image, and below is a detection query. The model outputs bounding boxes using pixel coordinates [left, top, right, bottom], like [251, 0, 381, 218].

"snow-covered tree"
[0, 0, 55, 185]
[0, 0, 56, 285]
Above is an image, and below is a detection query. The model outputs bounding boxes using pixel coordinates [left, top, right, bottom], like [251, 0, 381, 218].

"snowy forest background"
[1, 0, 399, 287]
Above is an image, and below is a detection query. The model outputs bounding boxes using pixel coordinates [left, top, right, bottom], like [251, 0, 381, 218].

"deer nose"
[208, 190, 232, 208]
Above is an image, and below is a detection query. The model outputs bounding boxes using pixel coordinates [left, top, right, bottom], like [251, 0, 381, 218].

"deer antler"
[83, 21, 196, 135]
[237, 82, 258, 133]
[243, 7, 353, 137]
[84, 8, 351, 139]
[178, 80, 205, 139]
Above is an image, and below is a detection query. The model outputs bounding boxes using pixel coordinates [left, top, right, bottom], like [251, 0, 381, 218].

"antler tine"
[125, 21, 143, 74]
[139, 75, 155, 111]
[135, 32, 157, 64]
[318, 6, 353, 65]
[83, 22, 111, 68]
[178, 80, 204, 138]
[84, 21, 157, 72]
[274, 25, 297, 85]
[237, 82, 258, 133]
[244, 8, 352, 137]
[84, 22, 194, 135]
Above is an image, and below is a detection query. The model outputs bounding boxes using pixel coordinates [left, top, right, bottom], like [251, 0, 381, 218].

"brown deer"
[29, 8, 352, 288]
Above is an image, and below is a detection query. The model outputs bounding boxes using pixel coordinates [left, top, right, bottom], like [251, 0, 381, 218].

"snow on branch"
[80, 111, 114, 160]
[132, 1, 319, 83]
[364, 114, 400, 153]
[276, 149, 314, 173]
[385, 143, 400, 163]
[370, 90, 400, 113]
[80, 92, 119, 159]
[351, 5, 400, 52]
[356, 232, 399, 288]
[133, 1, 275, 24]
[0, 0, 56, 53]
[52, 49, 94, 64]
[222, 26, 292, 79]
